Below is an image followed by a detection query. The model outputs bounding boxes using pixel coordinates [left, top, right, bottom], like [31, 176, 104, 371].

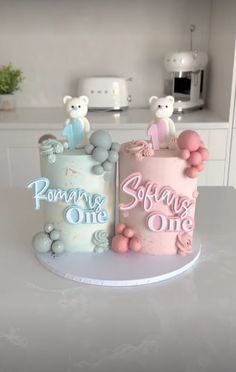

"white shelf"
[0, 107, 229, 131]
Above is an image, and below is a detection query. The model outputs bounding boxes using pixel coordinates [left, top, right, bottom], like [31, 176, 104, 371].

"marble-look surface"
[0, 187, 236, 372]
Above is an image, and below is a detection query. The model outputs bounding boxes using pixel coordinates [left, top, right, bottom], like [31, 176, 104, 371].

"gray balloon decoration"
[32, 232, 52, 253]
[85, 130, 120, 175]
[51, 240, 65, 254]
[32, 223, 65, 256]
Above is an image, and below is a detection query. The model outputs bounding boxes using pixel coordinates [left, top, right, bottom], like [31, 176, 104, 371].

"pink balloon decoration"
[198, 147, 209, 161]
[177, 130, 201, 152]
[112, 223, 142, 254]
[180, 149, 190, 160]
[111, 235, 129, 253]
[188, 151, 202, 166]
[185, 167, 199, 178]
[129, 237, 142, 252]
[123, 227, 135, 238]
[196, 162, 204, 172]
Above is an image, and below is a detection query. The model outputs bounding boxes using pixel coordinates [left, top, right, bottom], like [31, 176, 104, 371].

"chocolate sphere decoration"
[86, 130, 120, 175]
[32, 232, 52, 253]
[177, 130, 209, 179]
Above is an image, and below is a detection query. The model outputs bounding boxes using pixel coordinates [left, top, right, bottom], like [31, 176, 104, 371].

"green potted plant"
[0, 63, 25, 110]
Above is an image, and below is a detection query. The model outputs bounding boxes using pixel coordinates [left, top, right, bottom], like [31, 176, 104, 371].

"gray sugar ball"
[85, 143, 94, 155]
[92, 147, 109, 163]
[111, 142, 121, 152]
[50, 230, 60, 241]
[32, 232, 52, 253]
[90, 130, 112, 149]
[108, 150, 119, 163]
[102, 160, 113, 171]
[44, 223, 54, 233]
[51, 240, 65, 254]
[93, 164, 104, 175]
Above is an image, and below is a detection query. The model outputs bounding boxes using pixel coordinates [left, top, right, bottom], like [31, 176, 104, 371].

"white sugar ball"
[93, 164, 104, 175]
[51, 240, 65, 254]
[90, 130, 112, 149]
[92, 147, 109, 163]
[32, 232, 52, 253]
[50, 230, 60, 241]
[44, 223, 54, 233]
[102, 161, 113, 171]
[108, 150, 119, 163]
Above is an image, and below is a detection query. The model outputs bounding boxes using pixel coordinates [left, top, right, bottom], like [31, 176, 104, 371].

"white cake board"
[35, 234, 201, 287]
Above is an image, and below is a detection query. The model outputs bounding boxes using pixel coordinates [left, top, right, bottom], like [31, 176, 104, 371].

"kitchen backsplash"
[0, 0, 211, 107]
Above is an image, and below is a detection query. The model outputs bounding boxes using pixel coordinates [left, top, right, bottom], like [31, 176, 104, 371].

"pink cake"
[118, 144, 198, 255]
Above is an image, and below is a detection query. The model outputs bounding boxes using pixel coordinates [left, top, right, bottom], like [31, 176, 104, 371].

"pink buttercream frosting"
[176, 233, 192, 256]
[124, 140, 154, 161]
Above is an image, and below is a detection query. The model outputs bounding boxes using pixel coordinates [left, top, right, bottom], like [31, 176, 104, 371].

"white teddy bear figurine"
[63, 95, 90, 150]
[148, 95, 176, 150]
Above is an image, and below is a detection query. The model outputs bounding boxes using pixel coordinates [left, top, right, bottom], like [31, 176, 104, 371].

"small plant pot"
[0, 94, 16, 111]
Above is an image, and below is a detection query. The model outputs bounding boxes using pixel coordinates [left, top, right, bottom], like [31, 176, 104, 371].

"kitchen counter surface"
[0, 186, 236, 372]
[0, 107, 229, 130]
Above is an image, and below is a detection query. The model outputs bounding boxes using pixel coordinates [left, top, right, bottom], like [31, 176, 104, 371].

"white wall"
[208, 0, 236, 120]
[0, 0, 211, 107]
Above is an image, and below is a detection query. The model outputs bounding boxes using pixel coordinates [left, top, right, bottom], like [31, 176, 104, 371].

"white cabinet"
[0, 127, 229, 188]
[229, 129, 236, 187]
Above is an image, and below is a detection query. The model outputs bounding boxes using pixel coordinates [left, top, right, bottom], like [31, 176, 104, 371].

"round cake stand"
[35, 234, 201, 287]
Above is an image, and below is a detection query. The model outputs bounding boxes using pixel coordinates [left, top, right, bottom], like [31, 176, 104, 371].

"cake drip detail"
[176, 233, 192, 256]
[111, 224, 142, 254]
[92, 230, 109, 253]
[124, 140, 154, 160]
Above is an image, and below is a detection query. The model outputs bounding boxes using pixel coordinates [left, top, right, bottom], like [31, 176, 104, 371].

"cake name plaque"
[27, 177, 108, 225]
[120, 172, 195, 233]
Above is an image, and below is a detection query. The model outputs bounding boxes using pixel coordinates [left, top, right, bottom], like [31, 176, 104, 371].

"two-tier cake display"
[27, 94, 209, 286]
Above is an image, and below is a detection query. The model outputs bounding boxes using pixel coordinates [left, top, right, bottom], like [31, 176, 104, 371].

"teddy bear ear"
[80, 95, 89, 105]
[166, 95, 174, 104]
[63, 95, 72, 105]
[149, 96, 158, 105]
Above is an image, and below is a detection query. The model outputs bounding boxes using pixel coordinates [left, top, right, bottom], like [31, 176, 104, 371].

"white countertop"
[0, 107, 229, 131]
[0, 187, 236, 372]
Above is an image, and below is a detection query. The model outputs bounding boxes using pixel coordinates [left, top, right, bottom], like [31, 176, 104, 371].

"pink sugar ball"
[123, 227, 135, 238]
[188, 151, 202, 166]
[111, 235, 129, 253]
[196, 162, 204, 172]
[129, 237, 142, 252]
[185, 166, 199, 178]
[180, 149, 190, 160]
[198, 147, 209, 161]
[115, 224, 126, 234]
[177, 130, 201, 152]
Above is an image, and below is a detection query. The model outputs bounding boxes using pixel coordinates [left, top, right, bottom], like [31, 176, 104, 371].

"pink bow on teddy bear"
[111, 224, 142, 254]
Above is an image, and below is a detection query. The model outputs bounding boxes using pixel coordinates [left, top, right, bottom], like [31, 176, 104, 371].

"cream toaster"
[78, 77, 131, 110]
